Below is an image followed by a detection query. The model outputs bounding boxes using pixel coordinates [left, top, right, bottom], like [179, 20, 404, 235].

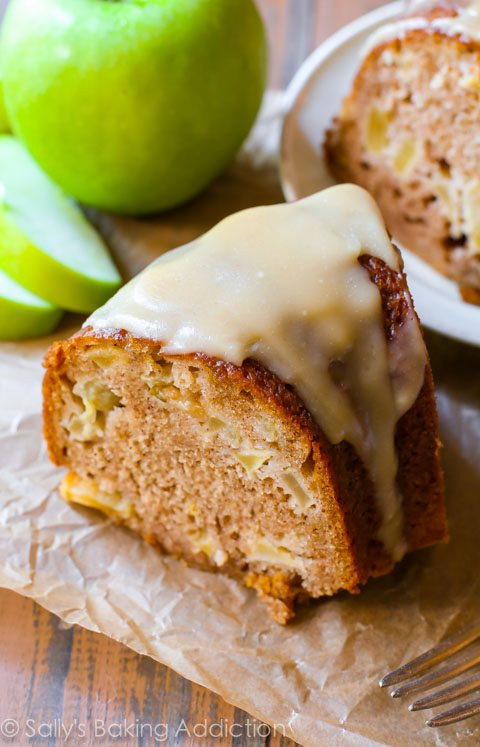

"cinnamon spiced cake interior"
[43, 185, 447, 623]
[326, 1, 480, 303]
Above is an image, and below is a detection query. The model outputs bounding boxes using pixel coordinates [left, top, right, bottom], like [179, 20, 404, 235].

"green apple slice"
[0, 267, 62, 340]
[0, 81, 11, 133]
[0, 136, 121, 312]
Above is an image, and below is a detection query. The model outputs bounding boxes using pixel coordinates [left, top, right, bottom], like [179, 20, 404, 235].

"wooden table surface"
[0, 3, 388, 746]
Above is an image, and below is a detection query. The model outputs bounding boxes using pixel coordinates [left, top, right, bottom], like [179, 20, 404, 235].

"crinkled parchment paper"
[1, 94, 480, 747]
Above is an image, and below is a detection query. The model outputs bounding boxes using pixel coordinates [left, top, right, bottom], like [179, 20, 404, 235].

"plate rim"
[281, 1, 405, 116]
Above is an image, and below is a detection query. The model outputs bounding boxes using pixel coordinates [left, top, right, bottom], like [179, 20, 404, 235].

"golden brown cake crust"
[42, 260, 447, 622]
[325, 5, 480, 301]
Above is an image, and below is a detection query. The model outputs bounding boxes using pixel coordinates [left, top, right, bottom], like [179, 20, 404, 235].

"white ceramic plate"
[280, 0, 480, 347]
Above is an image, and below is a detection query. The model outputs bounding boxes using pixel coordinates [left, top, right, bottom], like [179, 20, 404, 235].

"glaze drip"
[88, 185, 427, 559]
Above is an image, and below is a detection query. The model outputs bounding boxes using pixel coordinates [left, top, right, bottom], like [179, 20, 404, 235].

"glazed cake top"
[364, 1, 480, 55]
[88, 184, 427, 559]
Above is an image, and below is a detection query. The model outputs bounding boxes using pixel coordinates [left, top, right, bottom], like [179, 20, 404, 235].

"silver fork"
[380, 622, 480, 727]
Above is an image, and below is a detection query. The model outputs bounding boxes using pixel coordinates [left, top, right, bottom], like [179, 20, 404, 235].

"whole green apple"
[1, 0, 267, 215]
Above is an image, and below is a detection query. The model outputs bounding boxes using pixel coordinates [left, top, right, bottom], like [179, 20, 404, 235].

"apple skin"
[1, 0, 267, 215]
[0, 269, 62, 341]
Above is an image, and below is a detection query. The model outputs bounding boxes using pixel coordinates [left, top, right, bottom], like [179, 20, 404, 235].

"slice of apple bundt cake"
[326, 1, 480, 303]
[43, 185, 447, 623]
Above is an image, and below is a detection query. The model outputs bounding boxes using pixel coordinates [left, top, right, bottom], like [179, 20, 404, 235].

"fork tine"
[409, 672, 480, 711]
[379, 622, 480, 688]
[390, 650, 480, 698]
[426, 694, 480, 727]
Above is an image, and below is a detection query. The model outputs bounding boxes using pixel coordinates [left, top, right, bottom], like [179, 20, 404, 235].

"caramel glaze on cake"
[43, 187, 447, 623]
[326, 2, 480, 303]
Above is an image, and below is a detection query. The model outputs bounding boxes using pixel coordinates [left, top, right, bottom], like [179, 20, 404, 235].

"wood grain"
[257, 0, 387, 88]
[0, 2, 386, 745]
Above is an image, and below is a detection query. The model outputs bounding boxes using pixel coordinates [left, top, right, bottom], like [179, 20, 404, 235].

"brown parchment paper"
[1, 94, 480, 747]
